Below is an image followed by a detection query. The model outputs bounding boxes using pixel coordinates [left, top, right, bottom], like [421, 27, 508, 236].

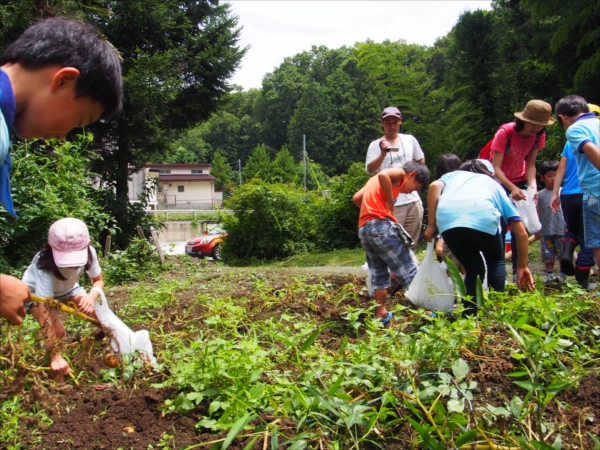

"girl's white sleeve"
[86, 246, 102, 278]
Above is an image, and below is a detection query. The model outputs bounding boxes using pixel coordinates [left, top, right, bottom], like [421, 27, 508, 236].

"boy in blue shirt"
[0, 17, 123, 325]
[555, 96, 600, 279]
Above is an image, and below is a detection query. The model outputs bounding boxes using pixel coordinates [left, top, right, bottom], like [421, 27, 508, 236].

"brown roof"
[159, 174, 215, 182]
[144, 163, 211, 169]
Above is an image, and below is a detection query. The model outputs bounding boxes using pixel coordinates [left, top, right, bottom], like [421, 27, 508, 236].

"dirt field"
[2, 261, 599, 449]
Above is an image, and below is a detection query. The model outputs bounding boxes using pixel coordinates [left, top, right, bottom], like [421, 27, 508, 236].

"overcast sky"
[227, 1, 493, 90]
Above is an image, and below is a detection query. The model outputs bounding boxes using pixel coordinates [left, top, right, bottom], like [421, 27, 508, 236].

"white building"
[128, 164, 223, 210]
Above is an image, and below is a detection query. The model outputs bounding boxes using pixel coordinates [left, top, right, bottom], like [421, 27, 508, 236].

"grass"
[271, 248, 366, 267]
[3, 243, 599, 449]
[270, 240, 431, 269]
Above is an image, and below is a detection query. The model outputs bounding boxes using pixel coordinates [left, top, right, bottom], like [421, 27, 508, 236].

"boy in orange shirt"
[353, 160, 429, 325]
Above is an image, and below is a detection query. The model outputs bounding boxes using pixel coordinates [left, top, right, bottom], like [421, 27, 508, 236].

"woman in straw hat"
[489, 100, 556, 280]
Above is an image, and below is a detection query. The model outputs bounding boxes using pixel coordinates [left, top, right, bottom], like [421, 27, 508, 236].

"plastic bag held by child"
[512, 186, 542, 234]
[406, 241, 455, 311]
[94, 289, 156, 366]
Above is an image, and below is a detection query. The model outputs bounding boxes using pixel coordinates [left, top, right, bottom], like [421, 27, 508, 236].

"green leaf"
[328, 372, 346, 396]
[455, 429, 477, 447]
[475, 276, 484, 308]
[306, 385, 340, 418]
[520, 324, 547, 337]
[506, 371, 528, 378]
[514, 381, 543, 392]
[242, 436, 260, 450]
[447, 398, 465, 413]
[403, 399, 424, 421]
[221, 413, 256, 450]
[531, 440, 558, 450]
[407, 417, 442, 450]
[271, 431, 279, 450]
[514, 314, 529, 328]
[287, 440, 308, 450]
[451, 358, 469, 381]
[446, 257, 466, 298]
[546, 382, 571, 394]
[300, 322, 331, 352]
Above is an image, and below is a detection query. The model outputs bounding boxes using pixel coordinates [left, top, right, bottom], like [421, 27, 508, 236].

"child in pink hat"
[22, 218, 104, 375]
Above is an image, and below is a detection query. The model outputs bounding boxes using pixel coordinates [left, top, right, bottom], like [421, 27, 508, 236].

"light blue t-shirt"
[566, 113, 600, 198]
[437, 171, 520, 236]
[560, 142, 582, 195]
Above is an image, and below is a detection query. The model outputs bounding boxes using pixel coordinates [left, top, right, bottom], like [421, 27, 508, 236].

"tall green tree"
[86, 0, 245, 246]
[164, 146, 199, 164]
[243, 144, 271, 181]
[210, 150, 234, 193]
[270, 146, 298, 184]
[520, 0, 600, 102]
[0, 0, 246, 247]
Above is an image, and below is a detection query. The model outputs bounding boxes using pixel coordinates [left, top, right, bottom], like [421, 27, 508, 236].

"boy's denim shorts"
[583, 193, 600, 249]
[358, 219, 418, 290]
[25, 285, 86, 314]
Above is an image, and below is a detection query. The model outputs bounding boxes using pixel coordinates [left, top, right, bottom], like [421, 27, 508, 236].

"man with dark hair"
[365, 107, 426, 248]
[555, 95, 600, 284]
[0, 17, 123, 325]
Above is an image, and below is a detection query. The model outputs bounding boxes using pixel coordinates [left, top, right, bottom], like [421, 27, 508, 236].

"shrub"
[0, 135, 114, 273]
[220, 181, 318, 261]
[102, 238, 164, 285]
[315, 162, 371, 251]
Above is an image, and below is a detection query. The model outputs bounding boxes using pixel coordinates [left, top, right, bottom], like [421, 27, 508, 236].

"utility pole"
[238, 159, 242, 186]
[303, 134, 307, 190]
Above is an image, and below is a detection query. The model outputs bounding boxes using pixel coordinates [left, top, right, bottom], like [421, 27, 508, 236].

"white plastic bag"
[512, 186, 542, 234]
[94, 289, 156, 366]
[405, 241, 455, 311]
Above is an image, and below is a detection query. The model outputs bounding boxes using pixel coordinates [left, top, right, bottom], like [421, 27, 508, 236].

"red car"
[186, 231, 225, 261]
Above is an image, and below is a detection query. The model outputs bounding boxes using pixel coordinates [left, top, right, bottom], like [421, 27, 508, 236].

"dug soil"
[3, 263, 599, 449]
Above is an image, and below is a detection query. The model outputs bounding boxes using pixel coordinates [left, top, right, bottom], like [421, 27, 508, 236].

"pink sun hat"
[48, 218, 90, 267]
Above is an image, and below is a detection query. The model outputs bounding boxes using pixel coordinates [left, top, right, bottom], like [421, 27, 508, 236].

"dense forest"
[160, 0, 600, 189]
[0, 0, 598, 263]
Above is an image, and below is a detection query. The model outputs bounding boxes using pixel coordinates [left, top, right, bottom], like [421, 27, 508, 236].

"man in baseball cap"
[365, 107, 426, 248]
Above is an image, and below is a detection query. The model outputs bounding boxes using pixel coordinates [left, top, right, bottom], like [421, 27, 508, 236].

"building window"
[158, 187, 163, 193]
[159, 169, 171, 174]
[191, 169, 203, 174]
[177, 185, 185, 193]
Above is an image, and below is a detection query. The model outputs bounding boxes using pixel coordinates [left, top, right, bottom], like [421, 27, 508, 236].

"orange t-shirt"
[358, 175, 404, 228]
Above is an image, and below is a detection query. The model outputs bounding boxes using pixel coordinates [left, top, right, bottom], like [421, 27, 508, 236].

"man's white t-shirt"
[22, 246, 102, 298]
[365, 134, 424, 206]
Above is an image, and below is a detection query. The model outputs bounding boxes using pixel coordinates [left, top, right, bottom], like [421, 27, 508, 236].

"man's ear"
[50, 67, 81, 92]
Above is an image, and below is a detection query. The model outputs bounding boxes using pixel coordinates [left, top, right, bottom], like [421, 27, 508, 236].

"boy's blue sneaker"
[379, 312, 393, 327]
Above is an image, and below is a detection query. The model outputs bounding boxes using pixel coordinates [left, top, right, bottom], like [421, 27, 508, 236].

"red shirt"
[491, 122, 545, 183]
[358, 175, 404, 228]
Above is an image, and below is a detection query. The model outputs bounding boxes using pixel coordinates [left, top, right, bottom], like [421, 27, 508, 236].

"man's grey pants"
[394, 200, 424, 249]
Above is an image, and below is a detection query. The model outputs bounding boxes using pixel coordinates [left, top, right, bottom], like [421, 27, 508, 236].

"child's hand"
[517, 267, 535, 291]
[424, 225, 436, 242]
[51, 352, 73, 375]
[550, 194, 561, 213]
[71, 293, 95, 316]
[511, 187, 526, 201]
[0, 275, 30, 325]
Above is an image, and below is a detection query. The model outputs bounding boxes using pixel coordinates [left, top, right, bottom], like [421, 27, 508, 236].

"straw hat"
[514, 100, 556, 126]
